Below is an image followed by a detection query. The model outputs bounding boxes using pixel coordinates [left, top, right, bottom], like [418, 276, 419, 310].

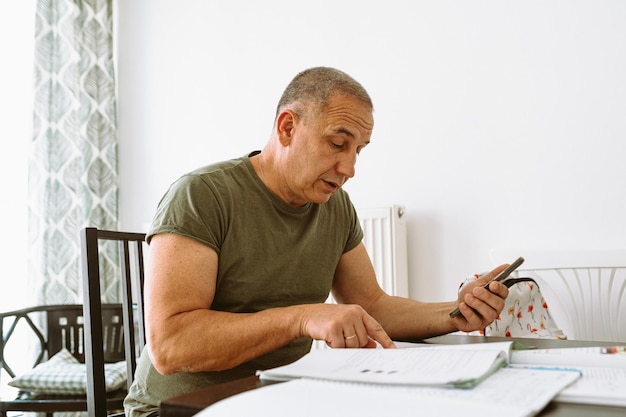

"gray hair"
[275, 67, 373, 122]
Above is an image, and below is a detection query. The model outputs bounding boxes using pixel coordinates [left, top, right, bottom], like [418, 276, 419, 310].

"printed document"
[198, 366, 580, 417]
[258, 342, 514, 387]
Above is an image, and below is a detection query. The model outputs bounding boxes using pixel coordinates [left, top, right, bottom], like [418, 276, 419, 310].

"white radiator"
[359, 205, 409, 298]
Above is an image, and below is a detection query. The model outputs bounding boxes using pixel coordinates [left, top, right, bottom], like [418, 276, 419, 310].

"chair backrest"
[80, 227, 147, 417]
[1, 304, 124, 382]
[490, 249, 626, 342]
[46, 304, 127, 364]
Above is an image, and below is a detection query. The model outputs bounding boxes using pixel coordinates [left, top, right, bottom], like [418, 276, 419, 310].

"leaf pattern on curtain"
[30, 0, 119, 305]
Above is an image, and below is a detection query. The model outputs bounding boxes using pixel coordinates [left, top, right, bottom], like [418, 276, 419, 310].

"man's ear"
[276, 110, 297, 145]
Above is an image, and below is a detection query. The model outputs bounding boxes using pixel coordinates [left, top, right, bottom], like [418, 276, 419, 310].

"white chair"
[490, 249, 626, 342]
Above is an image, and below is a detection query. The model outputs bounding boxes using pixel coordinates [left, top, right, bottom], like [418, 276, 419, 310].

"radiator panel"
[359, 205, 409, 297]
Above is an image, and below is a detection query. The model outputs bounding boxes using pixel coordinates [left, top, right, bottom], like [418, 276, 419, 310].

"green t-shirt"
[124, 153, 363, 417]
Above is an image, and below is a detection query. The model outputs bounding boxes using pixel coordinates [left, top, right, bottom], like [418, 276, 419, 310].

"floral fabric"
[461, 276, 566, 339]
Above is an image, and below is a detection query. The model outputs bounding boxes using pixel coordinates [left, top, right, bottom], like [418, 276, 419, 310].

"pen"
[601, 346, 626, 354]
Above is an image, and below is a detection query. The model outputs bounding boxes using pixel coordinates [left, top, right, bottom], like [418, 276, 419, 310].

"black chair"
[0, 304, 127, 417]
[80, 227, 147, 417]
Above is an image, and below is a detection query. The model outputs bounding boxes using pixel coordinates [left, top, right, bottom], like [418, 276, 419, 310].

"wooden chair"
[490, 249, 626, 342]
[0, 304, 127, 417]
[80, 227, 147, 417]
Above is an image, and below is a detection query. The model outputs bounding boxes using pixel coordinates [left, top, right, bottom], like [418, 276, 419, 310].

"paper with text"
[529, 366, 626, 407]
[508, 345, 626, 406]
[259, 345, 510, 387]
[200, 367, 580, 417]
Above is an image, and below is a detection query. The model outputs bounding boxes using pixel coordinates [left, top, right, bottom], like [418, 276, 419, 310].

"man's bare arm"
[145, 234, 395, 375]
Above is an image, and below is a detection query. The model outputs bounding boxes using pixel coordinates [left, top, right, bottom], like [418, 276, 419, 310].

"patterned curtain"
[29, 0, 119, 305]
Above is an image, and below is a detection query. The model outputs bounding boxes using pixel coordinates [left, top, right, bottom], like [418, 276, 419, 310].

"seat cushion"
[8, 348, 127, 395]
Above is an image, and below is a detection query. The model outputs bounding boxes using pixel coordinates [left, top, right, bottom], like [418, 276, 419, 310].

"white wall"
[116, 0, 626, 302]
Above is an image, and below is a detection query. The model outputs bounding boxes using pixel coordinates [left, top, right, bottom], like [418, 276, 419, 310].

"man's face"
[278, 94, 374, 206]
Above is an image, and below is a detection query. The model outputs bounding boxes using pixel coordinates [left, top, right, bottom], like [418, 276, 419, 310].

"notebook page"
[555, 366, 626, 407]
[259, 347, 507, 386]
[199, 367, 579, 417]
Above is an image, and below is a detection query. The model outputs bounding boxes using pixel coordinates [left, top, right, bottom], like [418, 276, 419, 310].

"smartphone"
[449, 256, 525, 318]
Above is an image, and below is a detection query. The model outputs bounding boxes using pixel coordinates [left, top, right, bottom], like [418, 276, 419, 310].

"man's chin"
[305, 185, 338, 205]
[312, 193, 333, 205]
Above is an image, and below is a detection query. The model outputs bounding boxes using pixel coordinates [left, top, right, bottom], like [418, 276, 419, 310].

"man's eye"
[332, 142, 343, 149]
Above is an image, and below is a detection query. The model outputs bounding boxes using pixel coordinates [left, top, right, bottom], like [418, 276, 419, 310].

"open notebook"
[198, 367, 579, 417]
[259, 341, 626, 406]
[258, 342, 517, 387]
[510, 345, 626, 406]
[195, 342, 580, 417]
[196, 342, 626, 416]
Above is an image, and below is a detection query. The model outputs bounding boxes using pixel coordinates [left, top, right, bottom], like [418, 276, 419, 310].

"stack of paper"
[510, 345, 626, 407]
[258, 342, 514, 388]
[194, 343, 626, 416]
[196, 369, 579, 417]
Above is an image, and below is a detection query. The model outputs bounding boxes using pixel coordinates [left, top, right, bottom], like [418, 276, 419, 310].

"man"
[124, 67, 509, 417]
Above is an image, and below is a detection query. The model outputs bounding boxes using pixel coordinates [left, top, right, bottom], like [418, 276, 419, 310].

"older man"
[124, 67, 509, 417]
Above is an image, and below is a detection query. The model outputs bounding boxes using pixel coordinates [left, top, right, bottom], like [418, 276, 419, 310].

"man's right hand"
[298, 303, 397, 349]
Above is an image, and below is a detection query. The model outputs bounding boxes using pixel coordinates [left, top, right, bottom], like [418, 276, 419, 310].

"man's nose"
[336, 152, 356, 179]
